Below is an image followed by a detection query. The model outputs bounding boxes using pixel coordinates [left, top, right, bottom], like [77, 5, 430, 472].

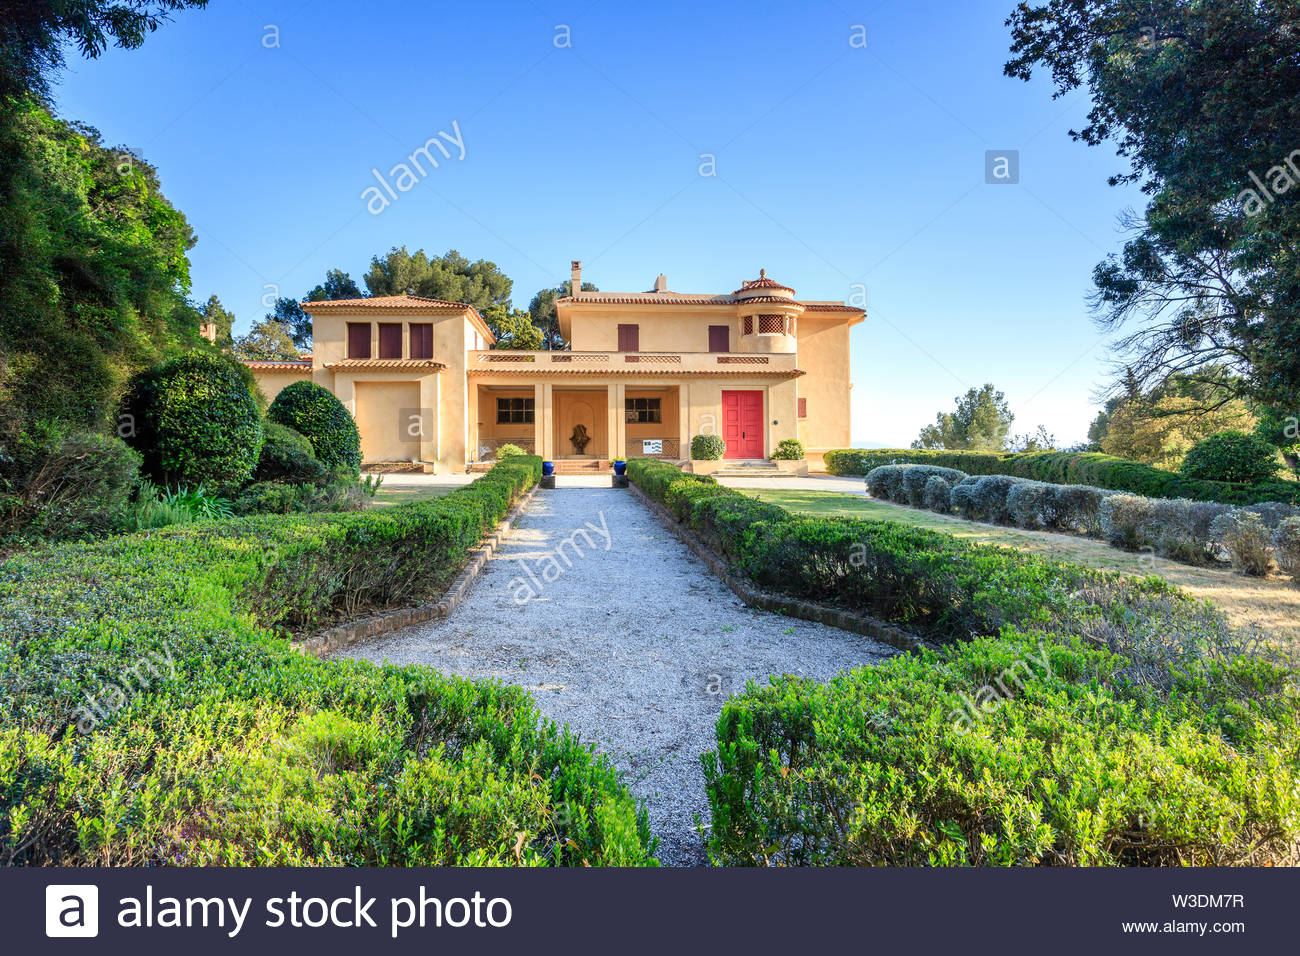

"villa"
[241, 262, 863, 472]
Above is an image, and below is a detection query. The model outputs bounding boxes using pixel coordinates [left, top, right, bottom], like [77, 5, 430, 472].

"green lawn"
[370, 484, 460, 506]
[738, 488, 1300, 650]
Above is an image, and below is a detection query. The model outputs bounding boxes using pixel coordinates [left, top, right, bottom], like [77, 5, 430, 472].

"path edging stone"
[628, 483, 923, 653]
[296, 484, 540, 657]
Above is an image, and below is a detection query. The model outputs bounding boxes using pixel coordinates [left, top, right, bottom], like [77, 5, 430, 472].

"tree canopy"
[364, 247, 512, 312]
[233, 318, 301, 362]
[483, 306, 544, 350]
[1006, 0, 1300, 408]
[198, 294, 234, 349]
[528, 279, 598, 350]
[913, 384, 1015, 451]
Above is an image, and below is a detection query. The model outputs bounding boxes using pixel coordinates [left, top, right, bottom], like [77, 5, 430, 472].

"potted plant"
[611, 458, 627, 476]
[542, 461, 555, 477]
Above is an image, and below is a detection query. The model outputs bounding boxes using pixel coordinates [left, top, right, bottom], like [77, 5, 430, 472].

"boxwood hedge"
[628, 459, 1300, 867]
[0, 455, 656, 867]
[825, 448, 1300, 505]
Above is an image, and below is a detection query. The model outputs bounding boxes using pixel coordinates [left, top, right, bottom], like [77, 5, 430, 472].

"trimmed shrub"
[495, 443, 527, 459]
[1099, 495, 1230, 563]
[770, 438, 805, 460]
[1245, 501, 1299, 529]
[1274, 517, 1300, 582]
[1045, 484, 1115, 535]
[255, 422, 327, 485]
[1181, 431, 1280, 485]
[268, 380, 362, 474]
[901, 465, 967, 507]
[950, 474, 1029, 523]
[0, 455, 654, 866]
[690, 434, 726, 460]
[923, 475, 953, 513]
[865, 465, 907, 501]
[1006, 480, 1054, 529]
[1212, 510, 1276, 576]
[0, 430, 141, 541]
[821, 447, 1300, 505]
[122, 350, 264, 489]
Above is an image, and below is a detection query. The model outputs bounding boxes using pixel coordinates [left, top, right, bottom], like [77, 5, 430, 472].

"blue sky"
[51, 0, 1145, 447]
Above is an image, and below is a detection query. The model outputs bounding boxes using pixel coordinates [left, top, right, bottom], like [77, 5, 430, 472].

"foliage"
[1102, 395, 1255, 470]
[1254, 407, 1300, 478]
[1181, 431, 1280, 485]
[528, 279, 598, 351]
[0, 429, 140, 542]
[1007, 424, 1057, 453]
[822, 447, 1300, 505]
[0, 0, 209, 104]
[494, 443, 527, 459]
[254, 422, 327, 485]
[770, 438, 805, 460]
[483, 306, 543, 350]
[1099, 495, 1230, 565]
[690, 434, 727, 460]
[364, 247, 512, 312]
[913, 384, 1014, 451]
[950, 474, 1030, 524]
[1211, 510, 1275, 576]
[923, 475, 954, 513]
[0, 104, 198, 442]
[0, 456, 655, 866]
[1005, 0, 1300, 409]
[1274, 518, 1300, 583]
[267, 381, 362, 474]
[232, 472, 379, 516]
[233, 318, 301, 362]
[197, 294, 234, 348]
[284, 268, 366, 349]
[627, 463, 1298, 867]
[121, 350, 263, 490]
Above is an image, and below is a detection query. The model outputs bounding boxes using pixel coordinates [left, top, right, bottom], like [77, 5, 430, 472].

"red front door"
[721, 390, 763, 459]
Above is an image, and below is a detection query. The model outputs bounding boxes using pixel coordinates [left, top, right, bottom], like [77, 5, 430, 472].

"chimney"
[570, 260, 582, 297]
[653, 273, 667, 293]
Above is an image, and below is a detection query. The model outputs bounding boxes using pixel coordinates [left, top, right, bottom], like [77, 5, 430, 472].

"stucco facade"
[243, 264, 862, 472]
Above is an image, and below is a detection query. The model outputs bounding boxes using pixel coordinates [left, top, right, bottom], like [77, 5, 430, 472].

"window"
[617, 323, 640, 352]
[742, 316, 753, 336]
[625, 397, 661, 424]
[708, 325, 730, 352]
[378, 323, 402, 359]
[410, 323, 433, 359]
[497, 397, 534, 424]
[798, 397, 807, 419]
[758, 314, 785, 334]
[347, 322, 371, 359]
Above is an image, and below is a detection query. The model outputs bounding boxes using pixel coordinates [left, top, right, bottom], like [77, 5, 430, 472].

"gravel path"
[338, 484, 897, 865]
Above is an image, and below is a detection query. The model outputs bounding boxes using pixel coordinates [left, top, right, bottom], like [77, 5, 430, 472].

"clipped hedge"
[268, 381, 363, 474]
[0, 455, 656, 867]
[628, 460, 1300, 867]
[825, 448, 1300, 505]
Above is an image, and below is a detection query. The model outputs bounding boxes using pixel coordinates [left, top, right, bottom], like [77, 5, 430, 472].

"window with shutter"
[409, 323, 433, 359]
[617, 324, 639, 352]
[708, 325, 730, 352]
[347, 323, 371, 359]
[378, 323, 402, 359]
[798, 397, 807, 418]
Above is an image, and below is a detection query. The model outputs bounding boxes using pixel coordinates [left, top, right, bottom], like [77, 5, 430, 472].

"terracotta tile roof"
[734, 269, 795, 295]
[469, 367, 804, 378]
[302, 294, 471, 311]
[800, 303, 864, 313]
[323, 359, 447, 371]
[241, 359, 312, 371]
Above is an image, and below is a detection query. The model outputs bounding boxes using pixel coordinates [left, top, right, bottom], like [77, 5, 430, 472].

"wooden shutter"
[797, 397, 807, 418]
[347, 323, 371, 359]
[409, 323, 433, 359]
[378, 323, 402, 359]
[617, 324, 639, 352]
[708, 325, 730, 352]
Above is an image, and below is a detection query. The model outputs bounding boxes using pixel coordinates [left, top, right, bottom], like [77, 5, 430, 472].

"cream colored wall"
[353, 381, 422, 461]
[793, 316, 853, 451]
[682, 377, 797, 459]
[568, 308, 740, 353]
[250, 370, 309, 404]
[553, 389, 608, 458]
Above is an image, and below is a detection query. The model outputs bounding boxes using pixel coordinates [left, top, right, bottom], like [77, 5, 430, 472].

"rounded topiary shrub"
[770, 438, 805, 460]
[255, 422, 327, 485]
[267, 381, 362, 474]
[122, 350, 263, 489]
[495, 443, 527, 459]
[1180, 431, 1279, 485]
[691, 434, 726, 460]
[1274, 517, 1300, 582]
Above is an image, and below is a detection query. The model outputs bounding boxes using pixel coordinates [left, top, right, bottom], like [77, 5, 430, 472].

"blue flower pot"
[542, 461, 555, 477]
[613, 460, 627, 476]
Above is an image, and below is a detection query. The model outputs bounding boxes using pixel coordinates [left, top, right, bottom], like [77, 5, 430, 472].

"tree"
[1101, 395, 1255, 470]
[265, 297, 310, 351]
[233, 319, 301, 361]
[1180, 431, 1280, 484]
[283, 267, 364, 350]
[483, 306, 543, 350]
[1008, 425, 1057, 453]
[1005, 1, 1300, 409]
[198, 294, 234, 348]
[1254, 408, 1300, 479]
[913, 384, 1014, 451]
[0, 0, 208, 105]
[528, 279, 598, 350]
[363, 247, 512, 312]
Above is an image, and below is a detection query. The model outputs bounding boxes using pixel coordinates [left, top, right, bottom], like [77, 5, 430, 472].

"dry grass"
[740, 489, 1300, 653]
